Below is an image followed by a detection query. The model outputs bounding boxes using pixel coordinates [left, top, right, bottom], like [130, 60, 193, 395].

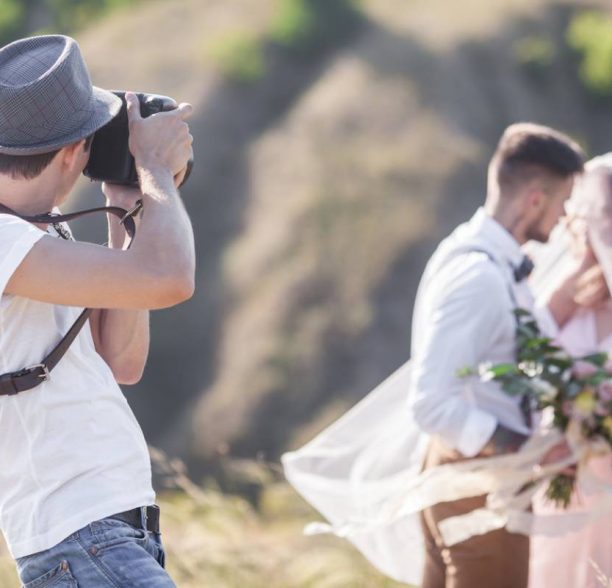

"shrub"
[0, 0, 25, 45]
[513, 35, 555, 76]
[567, 10, 612, 97]
[47, 0, 134, 31]
[270, 0, 362, 55]
[209, 31, 265, 83]
[271, 0, 317, 49]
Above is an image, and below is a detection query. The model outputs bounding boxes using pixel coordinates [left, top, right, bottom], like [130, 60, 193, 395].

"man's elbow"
[148, 272, 195, 308]
[165, 274, 195, 305]
[113, 360, 146, 385]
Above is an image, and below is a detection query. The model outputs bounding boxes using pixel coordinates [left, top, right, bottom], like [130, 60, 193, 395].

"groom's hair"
[489, 123, 585, 196]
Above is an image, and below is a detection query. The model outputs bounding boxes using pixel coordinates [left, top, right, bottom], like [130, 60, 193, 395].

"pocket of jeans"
[21, 560, 78, 588]
[89, 518, 147, 551]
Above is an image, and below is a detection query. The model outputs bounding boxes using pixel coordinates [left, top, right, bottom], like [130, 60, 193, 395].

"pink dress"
[529, 311, 612, 588]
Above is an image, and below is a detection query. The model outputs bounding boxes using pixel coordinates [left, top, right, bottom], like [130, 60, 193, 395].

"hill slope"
[66, 0, 612, 473]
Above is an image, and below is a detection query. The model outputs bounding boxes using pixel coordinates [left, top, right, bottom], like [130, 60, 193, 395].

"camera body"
[83, 91, 192, 186]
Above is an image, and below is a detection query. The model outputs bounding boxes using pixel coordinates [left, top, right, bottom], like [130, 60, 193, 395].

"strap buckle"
[17, 363, 51, 383]
[0, 364, 51, 396]
[119, 200, 143, 225]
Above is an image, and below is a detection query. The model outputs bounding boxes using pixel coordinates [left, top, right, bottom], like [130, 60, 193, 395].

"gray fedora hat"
[0, 35, 122, 155]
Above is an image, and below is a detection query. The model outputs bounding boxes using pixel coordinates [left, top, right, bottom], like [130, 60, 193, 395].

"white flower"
[477, 362, 498, 382]
[519, 361, 543, 377]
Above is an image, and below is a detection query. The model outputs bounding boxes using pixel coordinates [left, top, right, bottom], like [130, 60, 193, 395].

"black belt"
[109, 505, 160, 534]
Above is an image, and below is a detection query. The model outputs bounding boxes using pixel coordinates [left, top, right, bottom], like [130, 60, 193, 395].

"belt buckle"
[24, 363, 50, 381]
[146, 505, 160, 533]
[140, 506, 148, 530]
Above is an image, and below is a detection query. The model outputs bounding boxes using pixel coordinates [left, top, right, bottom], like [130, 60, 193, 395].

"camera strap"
[0, 201, 142, 396]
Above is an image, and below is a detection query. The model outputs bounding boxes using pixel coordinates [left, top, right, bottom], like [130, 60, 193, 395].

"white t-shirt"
[0, 213, 155, 559]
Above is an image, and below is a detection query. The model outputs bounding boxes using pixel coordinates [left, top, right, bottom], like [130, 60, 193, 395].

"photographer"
[0, 35, 193, 587]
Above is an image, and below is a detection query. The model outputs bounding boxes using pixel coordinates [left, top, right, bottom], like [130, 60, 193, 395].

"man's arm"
[5, 94, 196, 311]
[410, 256, 518, 458]
[89, 186, 150, 385]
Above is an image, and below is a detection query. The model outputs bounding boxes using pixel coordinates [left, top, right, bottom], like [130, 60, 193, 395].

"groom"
[411, 123, 597, 588]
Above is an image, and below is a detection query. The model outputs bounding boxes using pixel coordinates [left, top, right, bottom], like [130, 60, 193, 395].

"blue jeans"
[15, 513, 176, 587]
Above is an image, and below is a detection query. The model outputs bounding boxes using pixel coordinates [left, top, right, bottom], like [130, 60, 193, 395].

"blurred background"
[1, 0, 612, 586]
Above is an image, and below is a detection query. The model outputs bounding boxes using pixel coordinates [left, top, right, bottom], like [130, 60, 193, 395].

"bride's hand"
[545, 242, 600, 327]
[566, 216, 589, 257]
[574, 264, 610, 308]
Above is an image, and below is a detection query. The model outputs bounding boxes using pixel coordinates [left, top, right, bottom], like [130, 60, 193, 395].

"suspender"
[0, 201, 142, 396]
[440, 245, 532, 426]
[439, 244, 519, 307]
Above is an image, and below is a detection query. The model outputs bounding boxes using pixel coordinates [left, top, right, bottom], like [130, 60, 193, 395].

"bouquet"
[462, 308, 612, 508]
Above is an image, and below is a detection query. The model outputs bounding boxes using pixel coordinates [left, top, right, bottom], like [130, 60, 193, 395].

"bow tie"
[513, 255, 534, 283]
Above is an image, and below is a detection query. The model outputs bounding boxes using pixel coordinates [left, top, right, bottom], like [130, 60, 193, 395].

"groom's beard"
[524, 218, 550, 243]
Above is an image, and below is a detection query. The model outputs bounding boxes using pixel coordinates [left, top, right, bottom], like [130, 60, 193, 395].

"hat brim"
[0, 86, 122, 155]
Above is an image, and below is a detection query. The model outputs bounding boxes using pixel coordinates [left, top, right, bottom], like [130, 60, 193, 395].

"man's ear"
[58, 139, 86, 171]
[525, 183, 545, 212]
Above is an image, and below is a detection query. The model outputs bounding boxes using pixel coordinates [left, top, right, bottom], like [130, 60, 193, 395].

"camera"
[83, 91, 193, 186]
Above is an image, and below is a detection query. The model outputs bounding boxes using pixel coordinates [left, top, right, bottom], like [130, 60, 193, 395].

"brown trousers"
[419, 439, 529, 588]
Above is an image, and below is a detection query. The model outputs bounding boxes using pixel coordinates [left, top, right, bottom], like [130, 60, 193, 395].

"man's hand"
[125, 92, 193, 181]
[540, 438, 576, 476]
[479, 425, 528, 457]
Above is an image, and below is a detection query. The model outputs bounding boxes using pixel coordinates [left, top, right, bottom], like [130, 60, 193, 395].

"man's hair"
[490, 123, 585, 195]
[0, 133, 94, 181]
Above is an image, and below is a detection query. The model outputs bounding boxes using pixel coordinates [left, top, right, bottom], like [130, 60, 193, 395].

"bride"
[282, 155, 612, 587]
[527, 154, 612, 588]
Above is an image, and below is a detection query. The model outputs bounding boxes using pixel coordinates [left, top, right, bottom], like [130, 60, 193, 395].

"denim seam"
[73, 533, 120, 588]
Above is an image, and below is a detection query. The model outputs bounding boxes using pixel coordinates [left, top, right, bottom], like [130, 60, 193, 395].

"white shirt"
[409, 208, 558, 457]
[0, 213, 155, 558]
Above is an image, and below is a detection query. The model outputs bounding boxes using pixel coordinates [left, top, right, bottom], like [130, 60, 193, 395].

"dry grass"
[0, 452, 408, 588]
[159, 482, 408, 588]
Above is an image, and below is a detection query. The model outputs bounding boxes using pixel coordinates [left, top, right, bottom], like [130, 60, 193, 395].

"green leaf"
[487, 363, 520, 378]
[517, 325, 539, 340]
[544, 357, 573, 371]
[545, 473, 575, 508]
[580, 352, 609, 367]
[456, 366, 475, 378]
[502, 378, 533, 396]
[525, 337, 553, 349]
